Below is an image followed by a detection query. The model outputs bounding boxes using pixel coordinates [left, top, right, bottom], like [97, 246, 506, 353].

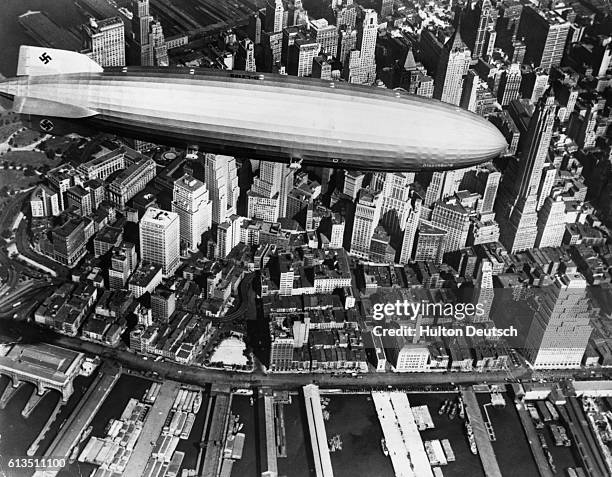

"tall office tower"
[338, 27, 357, 67]
[497, 64, 522, 106]
[434, 29, 472, 106]
[460, 69, 482, 112]
[377, 0, 393, 18]
[413, 221, 446, 263]
[151, 287, 175, 323]
[350, 190, 382, 259]
[108, 241, 137, 289]
[525, 273, 592, 369]
[556, 84, 578, 123]
[357, 9, 378, 84]
[335, 1, 358, 30]
[342, 170, 365, 200]
[248, 161, 293, 221]
[236, 38, 256, 71]
[266, 0, 287, 33]
[425, 170, 464, 207]
[132, 0, 153, 65]
[83, 17, 125, 67]
[399, 192, 423, 264]
[217, 215, 245, 258]
[140, 208, 180, 277]
[310, 19, 338, 58]
[526, 69, 550, 104]
[290, 0, 308, 26]
[472, 259, 493, 322]
[514, 91, 556, 202]
[330, 213, 345, 248]
[205, 154, 239, 224]
[375, 172, 412, 236]
[500, 91, 557, 252]
[430, 199, 471, 255]
[535, 195, 566, 248]
[496, 0, 523, 56]
[288, 34, 321, 77]
[172, 174, 212, 252]
[536, 164, 556, 211]
[568, 97, 606, 149]
[249, 11, 262, 44]
[518, 7, 570, 69]
[312, 56, 332, 79]
[461, 164, 501, 214]
[149, 20, 168, 66]
[282, 26, 300, 66]
[472, 0, 496, 59]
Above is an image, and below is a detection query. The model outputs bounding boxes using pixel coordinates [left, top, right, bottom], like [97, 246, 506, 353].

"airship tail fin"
[17, 45, 104, 77]
[13, 96, 98, 118]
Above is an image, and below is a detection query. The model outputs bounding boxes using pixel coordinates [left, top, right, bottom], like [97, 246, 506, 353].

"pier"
[303, 384, 334, 477]
[461, 387, 503, 477]
[201, 390, 232, 476]
[125, 379, 181, 476]
[44, 362, 120, 462]
[372, 391, 433, 477]
[21, 388, 50, 418]
[515, 401, 554, 477]
[0, 380, 24, 408]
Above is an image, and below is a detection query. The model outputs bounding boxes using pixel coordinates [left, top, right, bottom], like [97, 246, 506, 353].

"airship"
[0, 46, 507, 171]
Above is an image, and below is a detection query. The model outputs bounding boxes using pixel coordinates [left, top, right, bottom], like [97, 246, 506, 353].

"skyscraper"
[518, 7, 570, 70]
[236, 38, 256, 71]
[472, 0, 496, 60]
[373, 172, 413, 236]
[288, 34, 320, 77]
[430, 198, 471, 256]
[535, 195, 566, 248]
[472, 259, 493, 322]
[350, 189, 382, 259]
[499, 90, 557, 252]
[248, 161, 293, 222]
[425, 170, 464, 207]
[497, 63, 522, 106]
[434, 28, 472, 106]
[172, 174, 212, 252]
[357, 9, 378, 84]
[399, 192, 423, 264]
[205, 154, 239, 225]
[83, 17, 126, 67]
[310, 18, 338, 58]
[266, 0, 287, 34]
[525, 273, 592, 369]
[140, 208, 180, 277]
[132, 0, 153, 65]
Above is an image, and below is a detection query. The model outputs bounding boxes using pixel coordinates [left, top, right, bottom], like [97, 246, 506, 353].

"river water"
[0, 0, 87, 77]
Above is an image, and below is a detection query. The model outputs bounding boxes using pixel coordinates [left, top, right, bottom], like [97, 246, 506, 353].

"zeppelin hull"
[3, 68, 508, 172]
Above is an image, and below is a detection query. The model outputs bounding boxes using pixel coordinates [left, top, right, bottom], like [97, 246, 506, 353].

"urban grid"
[1, 0, 612, 477]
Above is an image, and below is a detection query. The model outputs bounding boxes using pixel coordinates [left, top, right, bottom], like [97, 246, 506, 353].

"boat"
[448, 402, 457, 420]
[536, 401, 552, 422]
[69, 445, 79, 463]
[192, 392, 202, 414]
[465, 422, 477, 455]
[458, 397, 465, 420]
[438, 400, 450, 415]
[567, 469, 578, 477]
[381, 438, 389, 457]
[545, 401, 559, 420]
[441, 439, 455, 462]
[538, 434, 548, 449]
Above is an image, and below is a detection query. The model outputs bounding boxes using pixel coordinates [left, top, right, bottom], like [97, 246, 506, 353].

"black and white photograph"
[1, 0, 612, 476]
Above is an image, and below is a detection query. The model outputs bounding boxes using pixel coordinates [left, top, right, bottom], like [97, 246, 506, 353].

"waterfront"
[0, 0, 87, 77]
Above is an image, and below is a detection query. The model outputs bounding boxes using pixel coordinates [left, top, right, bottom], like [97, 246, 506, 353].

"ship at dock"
[465, 421, 477, 455]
